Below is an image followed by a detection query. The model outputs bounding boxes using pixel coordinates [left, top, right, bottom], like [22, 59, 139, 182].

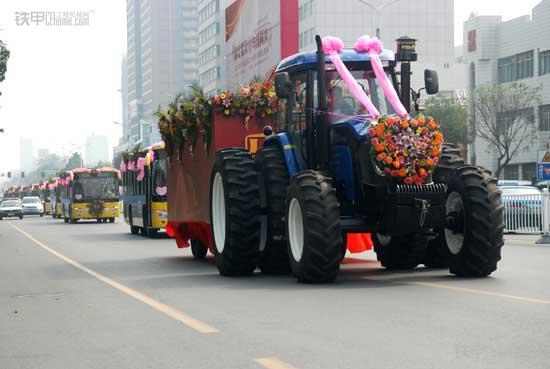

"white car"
[0, 199, 24, 220]
[21, 196, 44, 216]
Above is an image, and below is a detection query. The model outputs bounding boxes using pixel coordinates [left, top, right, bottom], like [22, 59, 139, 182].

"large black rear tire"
[210, 149, 261, 276]
[425, 143, 466, 268]
[444, 166, 504, 277]
[285, 171, 344, 283]
[373, 233, 428, 270]
[256, 145, 290, 275]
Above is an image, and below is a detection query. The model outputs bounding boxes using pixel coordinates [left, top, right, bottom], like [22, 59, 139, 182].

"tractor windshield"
[326, 65, 394, 123]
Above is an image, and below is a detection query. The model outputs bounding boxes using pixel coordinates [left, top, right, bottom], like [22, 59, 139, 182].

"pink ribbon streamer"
[322, 36, 381, 120]
[136, 157, 147, 181]
[127, 161, 136, 171]
[149, 149, 155, 163]
[354, 35, 410, 120]
[120, 161, 127, 172]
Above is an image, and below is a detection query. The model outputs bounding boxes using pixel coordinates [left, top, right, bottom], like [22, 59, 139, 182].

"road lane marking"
[8, 222, 219, 334]
[410, 281, 550, 305]
[255, 357, 299, 369]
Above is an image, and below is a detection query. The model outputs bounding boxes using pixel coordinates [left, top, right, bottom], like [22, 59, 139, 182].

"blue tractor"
[208, 36, 504, 283]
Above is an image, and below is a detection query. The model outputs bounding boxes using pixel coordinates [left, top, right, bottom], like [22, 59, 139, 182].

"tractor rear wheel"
[210, 149, 261, 276]
[191, 239, 208, 260]
[285, 171, 344, 283]
[256, 145, 290, 275]
[425, 143, 466, 268]
[443, 166, 504, 277]
[373, 233, 427, 270]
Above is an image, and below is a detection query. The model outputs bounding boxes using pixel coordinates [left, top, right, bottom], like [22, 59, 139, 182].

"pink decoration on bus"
[322, 36, 381, 120]
[136, 157, 147, 181]
[354, 35, 410, 120]
[120, 161, 127, 172]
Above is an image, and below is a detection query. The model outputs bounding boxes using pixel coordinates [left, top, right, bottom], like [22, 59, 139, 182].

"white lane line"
[8, 221, 219, 334]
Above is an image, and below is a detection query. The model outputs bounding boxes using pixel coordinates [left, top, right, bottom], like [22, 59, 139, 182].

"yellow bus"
[121, 142, 167, 237]
[60, 168, 121, 223]
[50, 179, 64, 219]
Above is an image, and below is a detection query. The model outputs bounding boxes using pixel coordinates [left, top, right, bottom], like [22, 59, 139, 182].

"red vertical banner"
[280, 0, 299, 58]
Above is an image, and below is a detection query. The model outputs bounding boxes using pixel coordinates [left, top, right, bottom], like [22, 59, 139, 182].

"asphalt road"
[1, 216, 549, 369]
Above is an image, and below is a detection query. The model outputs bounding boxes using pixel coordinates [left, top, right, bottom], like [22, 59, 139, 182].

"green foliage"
[424, 96, 468, 146]
[65, 152, 83, 170]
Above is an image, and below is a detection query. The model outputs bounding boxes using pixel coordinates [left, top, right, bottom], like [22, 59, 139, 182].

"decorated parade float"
[157, 34, 504, 283]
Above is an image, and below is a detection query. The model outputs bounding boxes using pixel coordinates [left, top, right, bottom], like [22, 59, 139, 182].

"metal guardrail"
[503, 193, 543, 234]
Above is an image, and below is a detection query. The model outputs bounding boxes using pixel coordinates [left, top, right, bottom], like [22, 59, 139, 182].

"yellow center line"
[410, 281, 550, 305]
[255, 357, 299, 369]
[8, 222, 219, 334]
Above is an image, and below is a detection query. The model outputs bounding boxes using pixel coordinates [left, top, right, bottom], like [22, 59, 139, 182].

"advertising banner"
[225, 0, 281, 85]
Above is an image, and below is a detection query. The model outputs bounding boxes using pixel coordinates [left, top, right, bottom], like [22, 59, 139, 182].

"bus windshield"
[153, 154, 167, 197]
[326, 65, 394, 123]
[73, 174, 119, 201]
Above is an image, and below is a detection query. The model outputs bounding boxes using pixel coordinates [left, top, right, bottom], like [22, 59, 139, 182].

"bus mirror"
[275, 72, 292, 98]
[424, 69, 439, 95]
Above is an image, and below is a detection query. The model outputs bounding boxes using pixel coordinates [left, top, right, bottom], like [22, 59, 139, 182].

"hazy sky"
[0, 0, 545, 176]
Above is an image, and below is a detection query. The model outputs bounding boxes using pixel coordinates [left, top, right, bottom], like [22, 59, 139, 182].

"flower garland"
[156, 81, 277, 156]
[368, 115, 443, 185]
[87, 199, 104, 218]
[211, 81, 277, 124]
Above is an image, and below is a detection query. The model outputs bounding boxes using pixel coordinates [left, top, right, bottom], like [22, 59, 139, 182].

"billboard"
[225, 0, 281, 86]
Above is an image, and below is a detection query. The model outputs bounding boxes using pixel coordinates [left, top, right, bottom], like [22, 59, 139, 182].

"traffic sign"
[537, 150, 550, 180]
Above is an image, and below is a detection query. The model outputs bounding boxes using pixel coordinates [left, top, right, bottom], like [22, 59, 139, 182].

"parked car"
[21, 196, 44, 216]
[0, 199, 24, 220]
[500, 186, 542, 233]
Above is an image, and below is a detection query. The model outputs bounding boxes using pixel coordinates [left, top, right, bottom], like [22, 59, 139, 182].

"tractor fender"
[264, 133, 300, 177]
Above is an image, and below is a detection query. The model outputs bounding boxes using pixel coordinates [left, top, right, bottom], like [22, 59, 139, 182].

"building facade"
[123, 0, 198, 149]
[197, 0, 229, 94]
[463, 0, 550, 180]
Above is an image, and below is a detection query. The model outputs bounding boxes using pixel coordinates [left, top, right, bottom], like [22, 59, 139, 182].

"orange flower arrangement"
[368, 115, 444, 185]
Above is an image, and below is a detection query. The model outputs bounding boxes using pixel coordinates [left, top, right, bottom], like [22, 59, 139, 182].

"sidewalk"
[505, 234, 545, 246]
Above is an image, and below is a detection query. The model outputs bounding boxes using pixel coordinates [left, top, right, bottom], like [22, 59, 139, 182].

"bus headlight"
[156, 210, 168, 219]
[111, 207, 118, 211]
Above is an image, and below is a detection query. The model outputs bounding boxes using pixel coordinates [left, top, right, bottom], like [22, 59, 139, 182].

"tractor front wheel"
[443, 166, 504, 277]
[210, 149, 261, 276]
[285, 171, 344, 283]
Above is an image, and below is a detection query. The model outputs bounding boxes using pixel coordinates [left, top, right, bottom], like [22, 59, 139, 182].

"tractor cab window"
[325, 65, 393, 123]
[275, 72, 308, 134]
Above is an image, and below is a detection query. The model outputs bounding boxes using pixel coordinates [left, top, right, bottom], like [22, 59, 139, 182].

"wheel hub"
[212, 172, 226, 253]
[444, 191, 465, 255]
[288, 198, 304, 262]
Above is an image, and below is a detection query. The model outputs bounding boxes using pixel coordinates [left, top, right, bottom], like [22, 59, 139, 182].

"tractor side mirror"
[424, 69, 439, 95]
[275, 72, 292, 98]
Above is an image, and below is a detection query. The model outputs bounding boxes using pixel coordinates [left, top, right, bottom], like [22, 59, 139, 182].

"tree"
[425, 96, 469, 146]
[65, 152, 84, 170]
[0, 40, 10, 96]
[95, 160, 113, 168]
[473, 82, 542, 179]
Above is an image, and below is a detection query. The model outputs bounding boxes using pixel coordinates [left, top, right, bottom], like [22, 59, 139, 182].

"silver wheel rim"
[288, 198, 304, 262]
[212, 172, 226, 253]
[445, 191, 465, 255]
